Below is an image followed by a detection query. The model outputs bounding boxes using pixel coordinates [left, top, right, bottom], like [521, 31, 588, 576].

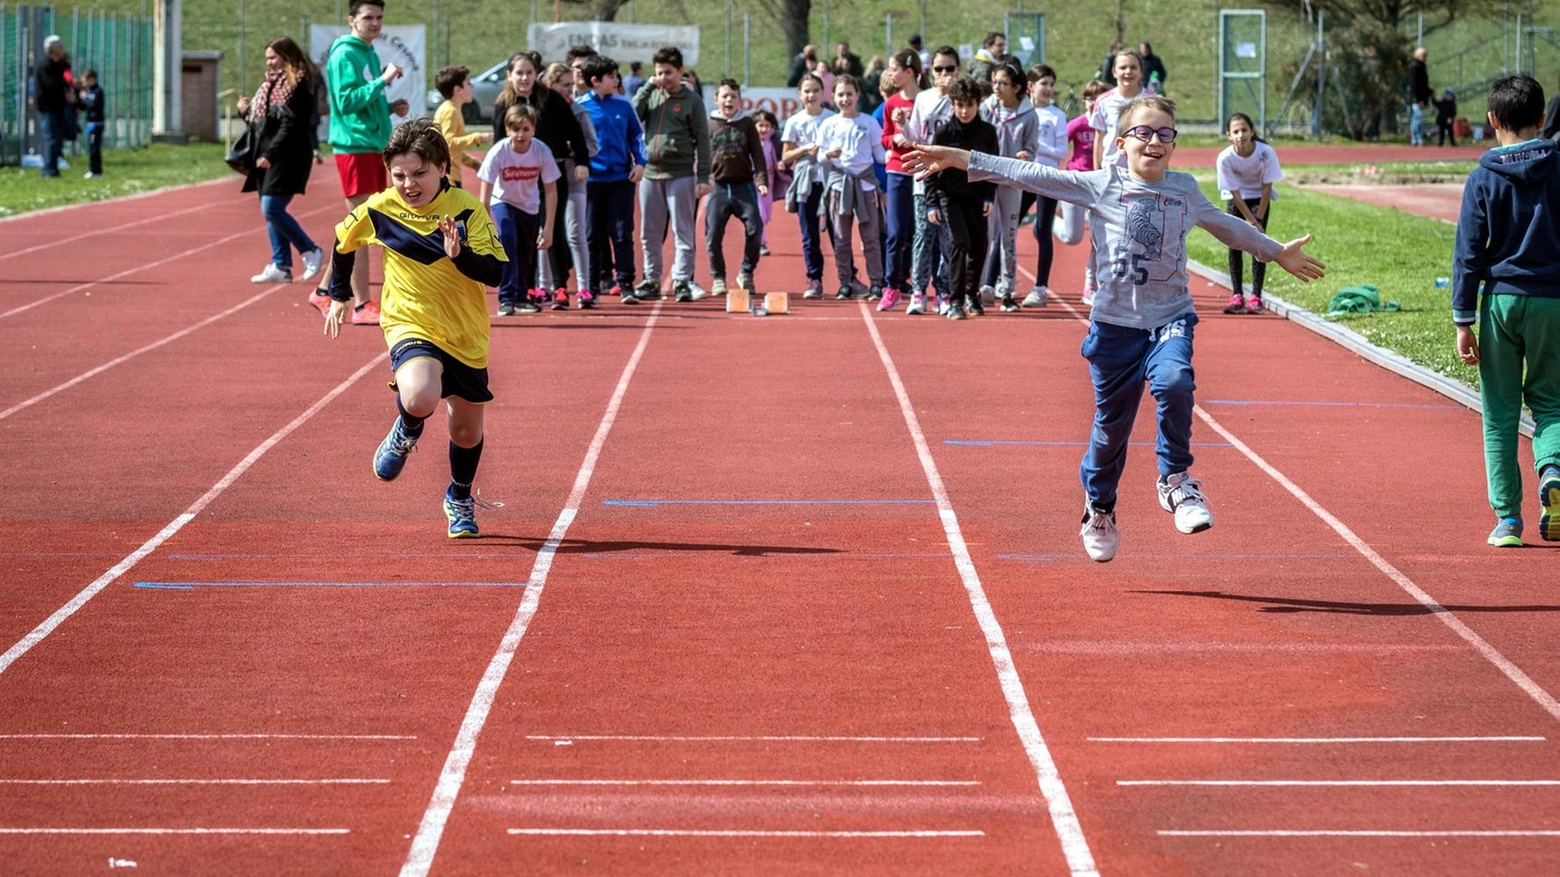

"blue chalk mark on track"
[603, 499, 937, 507]
[135, 581, 527, 590]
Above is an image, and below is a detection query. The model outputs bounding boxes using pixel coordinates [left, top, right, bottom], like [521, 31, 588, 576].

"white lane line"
[0, 827, 350, 835]
[1090, 736, 1545, 744]
[1160, 830, 1560, 838]
[1122, 779, 1560, 787]
[510, 779, 980, 787]
[0, 353, 388, 677]
[2, 286, 289, 421]
[505, 829, 985, 838]
[525, 734, 982, 743]
[399, 304, 663, 877]
[0, 200, 212, 262]
[0, 733, 414, 740]
[1195, 408, 1560, 724]
[858, 302, 1098, 877]
[0, 778, 387, 785]
[0, 202, 335, 320]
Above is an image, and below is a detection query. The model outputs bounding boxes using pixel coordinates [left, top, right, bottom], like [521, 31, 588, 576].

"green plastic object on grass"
[1326, 284, 1401, 317]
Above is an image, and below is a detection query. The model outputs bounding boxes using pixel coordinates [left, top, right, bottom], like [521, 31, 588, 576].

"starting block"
[763, 292, 790, 314]
[726, 287, 751, 312]
[725, 289, 791, 315]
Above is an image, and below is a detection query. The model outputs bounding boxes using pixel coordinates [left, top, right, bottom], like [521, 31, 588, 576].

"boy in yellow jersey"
[324, 119, 508, 537]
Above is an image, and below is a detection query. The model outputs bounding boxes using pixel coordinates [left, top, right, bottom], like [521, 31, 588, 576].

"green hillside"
[88, 0, 1559, 132]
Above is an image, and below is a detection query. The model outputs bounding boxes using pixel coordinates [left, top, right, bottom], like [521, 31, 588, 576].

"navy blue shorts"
[388, 338, 493, 404]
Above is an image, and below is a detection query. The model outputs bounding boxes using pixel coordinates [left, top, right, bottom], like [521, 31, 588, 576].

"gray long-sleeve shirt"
[968, 151, 1284, 329]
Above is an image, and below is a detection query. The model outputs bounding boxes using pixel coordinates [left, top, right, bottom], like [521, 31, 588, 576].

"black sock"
[448, 439, 483, 500]
[355, 301, 369, 312]
[396, 399, 426, 439]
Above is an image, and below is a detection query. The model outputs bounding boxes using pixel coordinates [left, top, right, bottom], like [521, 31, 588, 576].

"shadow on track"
[1134, 589, 1560, 616]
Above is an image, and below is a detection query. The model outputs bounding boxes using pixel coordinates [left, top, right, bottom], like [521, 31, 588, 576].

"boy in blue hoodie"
[1452, 74, 1560, 547]
[579, 55, 647, 298]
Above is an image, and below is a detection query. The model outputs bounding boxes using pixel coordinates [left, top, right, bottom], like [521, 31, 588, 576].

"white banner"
[737, 88, 804, 124]
[310, 25, 427, 129]
[527, 23, 701, 67]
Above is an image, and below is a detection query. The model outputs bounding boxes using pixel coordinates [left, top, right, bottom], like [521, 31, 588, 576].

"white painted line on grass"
[0, 827, 349, 835]
[525, 734, 982, 743]
[510, 779, 980, 787]
[0, 202, 336, 320]
[1122, 779, 1560, 787]
[1090, 736, 1545, 744]
[1160, 829, 1560, 838]
[1195, 407, 1560, 724]
[506, 829, 986, 838]
[0, 352, 388, 677]
[0, 201, 212, 262]
[399, 305, 664, 877]
[858, 302, 1098, 877]
[0, 733, 415, 740]
[0, 778, 388, 785]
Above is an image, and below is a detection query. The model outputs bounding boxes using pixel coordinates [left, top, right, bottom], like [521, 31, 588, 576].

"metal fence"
[1, 3, 153, 166]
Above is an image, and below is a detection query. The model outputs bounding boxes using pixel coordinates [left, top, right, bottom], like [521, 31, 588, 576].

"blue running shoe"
[1540, 466, 1560, 542]
[372, 417, 418, 482]
[1488, 516, 1524, 548]
[444, 488, 479, 539]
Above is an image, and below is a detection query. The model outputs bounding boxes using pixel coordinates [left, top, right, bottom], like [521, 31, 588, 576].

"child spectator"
[579, 55, 646, 298]
[1215, 112, 1284, 314]
[432, 65, 493, 188]
[1091, 51, 1144, 170]
[1435, 88, 1459, 147]
[77, 68, 105, 178]
[781, 73, 836, 298]
[1451, 74, 1560, 547]
[478, 104, 559, 316]
[631, 45, 712, 304]
[321, 119, 507, 538]
[752, 109, 785, 257]
[876, 49, 924, 313]
[904, 95, 1325, 561]
[705, 78, 769, 296]
[925, 77, 998, 320]
[978, 62, 1039, 313]
[539, 62, 599, 308]
[1066, 80, 1109, 304]
[1010, 64, 1072, 309]
[899, 45, 961, 314]
[818, 74, 887, 300]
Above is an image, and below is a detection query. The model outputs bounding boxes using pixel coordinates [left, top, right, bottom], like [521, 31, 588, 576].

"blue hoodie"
[580, 91, 648, 183]
[1452, 137, 1560, 324]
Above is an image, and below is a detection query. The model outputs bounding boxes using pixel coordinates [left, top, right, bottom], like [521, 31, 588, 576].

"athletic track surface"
[2, 149, 1555, 876]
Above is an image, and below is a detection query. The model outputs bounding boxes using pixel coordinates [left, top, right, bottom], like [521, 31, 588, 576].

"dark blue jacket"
[1452, 138, 1560, 324]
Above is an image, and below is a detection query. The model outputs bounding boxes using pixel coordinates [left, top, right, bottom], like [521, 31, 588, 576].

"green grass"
[1185, 171, 1471, 388]
[0, 143, 230, 217]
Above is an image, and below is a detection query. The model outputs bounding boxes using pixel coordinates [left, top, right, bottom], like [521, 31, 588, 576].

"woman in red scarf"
[238, 36, 324, 284]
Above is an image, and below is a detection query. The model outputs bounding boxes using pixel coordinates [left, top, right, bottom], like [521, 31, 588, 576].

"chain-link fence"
[1, 3, 153, 166]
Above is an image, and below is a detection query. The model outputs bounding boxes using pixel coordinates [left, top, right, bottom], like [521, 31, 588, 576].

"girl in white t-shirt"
[1214, 112, 1284, 314]
[781, 74, 837, 298]
[478, 104, 560, 316]
[1090, 51, 1144, 171]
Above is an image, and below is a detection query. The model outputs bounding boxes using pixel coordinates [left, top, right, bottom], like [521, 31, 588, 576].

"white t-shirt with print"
[477, 137, 561, 214]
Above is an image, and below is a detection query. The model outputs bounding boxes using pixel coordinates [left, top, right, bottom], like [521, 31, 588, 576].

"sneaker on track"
[835, 285, 856, 300]
[1080, 502, 1119, 562]
[372, 417, 419, 482]
[936, 293, 950, 316]
[1157, 471, 1214, 534]
[443, 488, 479, 539]
[978, 284, 997, 305]
[577, 289, 597, 309]
[496, 301, 517, 317]
[906, 291, 927, 315]
[351, 300, 381, 325]
[711, 277, 728, 296]
[1022, 287, 1049, 308]
[1245, 296, 1264, 314]
[687, 280, 708, 300]
[300, 248, 325, 281]
[550, 288, 570, 310]
[946, 301, 967, 320]
[307, 288, 333, 317]
[759, 245, 771, 257]
[803, 279, 824, 299]
[515, 298, 542, 313]
[735, 272, 753, 291]
[673, 281, 695, 302]
[251, 263, 292, 284]
[634, 278, 662, 300]
[877, 287, 903, 312]
[1488, 516, 1524, 548]
[968, 298, 985, 317]
[1540, 466, 1560, 542]
[1222, 293, 1246, 314]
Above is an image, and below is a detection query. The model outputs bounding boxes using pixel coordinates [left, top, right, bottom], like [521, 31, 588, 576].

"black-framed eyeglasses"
[1123, 125, 1178, 143]
[932, 65, 957, 73]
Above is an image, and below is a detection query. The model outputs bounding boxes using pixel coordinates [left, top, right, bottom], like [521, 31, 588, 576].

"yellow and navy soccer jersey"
[334, 184, 507, 369]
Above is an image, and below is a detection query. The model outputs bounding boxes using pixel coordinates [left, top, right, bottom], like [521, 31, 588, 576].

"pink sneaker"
[1245, 296, 1264, 314]
[307, 288, 332, 317]
[1222, 293, 1246, 314]
[577, 289, 597, 309]
[876, 287, 902, 312]
[350, 300, 381, 325]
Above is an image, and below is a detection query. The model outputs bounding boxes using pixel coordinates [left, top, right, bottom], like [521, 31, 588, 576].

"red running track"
[0, 166, 1557, 876]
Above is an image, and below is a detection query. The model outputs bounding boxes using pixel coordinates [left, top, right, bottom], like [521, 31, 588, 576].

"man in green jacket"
[628, 46, 711, 303]
[308, 0, 408, 324]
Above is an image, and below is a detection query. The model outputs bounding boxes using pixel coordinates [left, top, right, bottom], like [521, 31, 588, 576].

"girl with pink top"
[1065, 79, 1110, 302]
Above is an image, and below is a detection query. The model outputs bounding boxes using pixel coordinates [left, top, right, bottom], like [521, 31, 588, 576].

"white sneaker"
[300, 248, 325, 281]
[1022, 287, 1049, 308]
[711, 277, 728, 296]
[1158, 471, 1214, 534]
[905, 291, 926, 315]
[686, 280, 708, 300]
[979, 284, 997, 305]
[1080, 502, 1119, 562]
[250, 263, 292, 284]
[936, 294, 950, 316]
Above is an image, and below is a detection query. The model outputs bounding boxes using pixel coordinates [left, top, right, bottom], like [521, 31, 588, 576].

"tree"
[1271, 0, 1506, 38]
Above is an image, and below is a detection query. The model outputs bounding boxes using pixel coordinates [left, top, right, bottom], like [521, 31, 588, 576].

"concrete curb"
[1186, 259, 1535, 439]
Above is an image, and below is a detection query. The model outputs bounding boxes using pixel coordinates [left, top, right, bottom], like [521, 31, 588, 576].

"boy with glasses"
[904, 95, 1326, 562]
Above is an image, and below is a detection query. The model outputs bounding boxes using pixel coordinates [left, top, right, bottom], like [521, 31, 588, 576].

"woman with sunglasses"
[903, 95, 1325, 563]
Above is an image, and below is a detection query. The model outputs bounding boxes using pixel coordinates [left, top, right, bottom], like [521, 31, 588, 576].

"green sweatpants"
[1478, 294, 1560, 518]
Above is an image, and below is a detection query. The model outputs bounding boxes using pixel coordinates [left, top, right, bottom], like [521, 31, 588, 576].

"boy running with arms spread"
[324, 119, 508, 538]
